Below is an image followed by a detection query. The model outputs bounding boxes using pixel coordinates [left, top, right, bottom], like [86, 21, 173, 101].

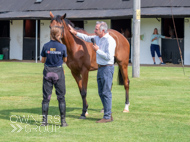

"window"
[24, 20, 40, 38]
[162, 18, 184, 38]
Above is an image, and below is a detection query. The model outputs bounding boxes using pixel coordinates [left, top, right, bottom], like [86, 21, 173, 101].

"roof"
[0, 0, 190, 20]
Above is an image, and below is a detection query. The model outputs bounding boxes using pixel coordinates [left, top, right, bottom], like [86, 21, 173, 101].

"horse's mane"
[51, 15, 63, 24]
[52, 15, 92, 35]
[64, 18, 88, 34]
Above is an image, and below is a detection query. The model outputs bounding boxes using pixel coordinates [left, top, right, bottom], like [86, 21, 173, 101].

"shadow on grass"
[0, 106, 101, 125]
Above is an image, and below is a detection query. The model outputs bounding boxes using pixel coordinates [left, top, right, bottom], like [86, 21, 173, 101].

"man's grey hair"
[96, 21, 108, 33]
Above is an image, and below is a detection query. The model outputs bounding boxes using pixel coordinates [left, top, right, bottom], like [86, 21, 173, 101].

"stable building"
[0, 0, 190, 65]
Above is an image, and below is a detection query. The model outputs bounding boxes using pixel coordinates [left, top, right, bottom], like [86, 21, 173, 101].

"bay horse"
[49, 12, 130, 119]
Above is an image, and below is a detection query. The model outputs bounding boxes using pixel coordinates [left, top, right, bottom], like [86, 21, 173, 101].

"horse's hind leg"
[71, 71, 89, 119]
[119, 64, 130, 112]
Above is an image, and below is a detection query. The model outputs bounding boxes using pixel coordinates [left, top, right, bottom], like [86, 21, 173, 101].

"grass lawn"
[0, 62, 190, 142]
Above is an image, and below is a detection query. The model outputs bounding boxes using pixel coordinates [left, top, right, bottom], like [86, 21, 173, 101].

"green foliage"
[0, 62, 190, 142]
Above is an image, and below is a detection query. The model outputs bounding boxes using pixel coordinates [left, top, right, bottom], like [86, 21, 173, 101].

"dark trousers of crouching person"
[97, 65, 114, 120]
[41, 65, 67, 127]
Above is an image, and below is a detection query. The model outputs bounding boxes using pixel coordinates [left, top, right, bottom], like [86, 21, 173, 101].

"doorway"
[0, 21, 10, 59]
[161, 18, 184, 64]
[23, 20, 40, 60]
[70, 20, 84, 29]
[111, 19, 131, 62]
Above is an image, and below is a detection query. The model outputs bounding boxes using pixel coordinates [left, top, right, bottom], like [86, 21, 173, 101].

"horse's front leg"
[71, 70, 89, 119]
[79, 69, 89, 119]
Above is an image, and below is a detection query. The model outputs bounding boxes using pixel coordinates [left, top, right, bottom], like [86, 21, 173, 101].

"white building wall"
[140, 18, 161, 64]
[40, 20, 51, 60]
[10, 20, 23, 60]
[184, 18, 190, 65]
[84, 20, 111, 33]
[8, 18, 188, 65]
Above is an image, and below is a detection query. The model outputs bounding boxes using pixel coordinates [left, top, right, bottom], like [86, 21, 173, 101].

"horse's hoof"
[79, 116, 86, 119]
[85, 112, 88, 116]
[61, 122, 68, 127]
[123, 109, 129, 113]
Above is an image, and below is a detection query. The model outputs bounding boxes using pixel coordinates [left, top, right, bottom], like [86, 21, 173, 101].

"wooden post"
[132, 0, 141, 77]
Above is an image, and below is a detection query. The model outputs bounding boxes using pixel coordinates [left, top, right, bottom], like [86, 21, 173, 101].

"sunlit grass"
[0, 62, 190, 142]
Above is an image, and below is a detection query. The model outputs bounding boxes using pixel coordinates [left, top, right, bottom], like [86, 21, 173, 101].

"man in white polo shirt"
[69, 21, 116, 123]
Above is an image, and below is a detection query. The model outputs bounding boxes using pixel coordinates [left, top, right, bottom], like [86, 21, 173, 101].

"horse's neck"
[62, 28, 94, 55]
[62, 31, 77, 54]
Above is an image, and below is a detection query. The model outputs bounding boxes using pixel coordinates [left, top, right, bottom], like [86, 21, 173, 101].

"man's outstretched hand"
[68, 25, 77, 35]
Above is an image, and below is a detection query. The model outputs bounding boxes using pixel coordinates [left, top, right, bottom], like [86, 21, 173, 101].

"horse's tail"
[117, 67, 124, 85]
[114, 57, 124, 85]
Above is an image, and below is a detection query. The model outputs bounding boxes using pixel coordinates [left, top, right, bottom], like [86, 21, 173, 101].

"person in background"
[69, 21, 116, 123]
[40, 26, 68, 127]
[150, 28, 171, 65]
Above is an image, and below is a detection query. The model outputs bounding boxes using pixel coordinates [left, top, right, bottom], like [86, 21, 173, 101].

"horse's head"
[49, 12, 65, 38]
[49, 12, 76, 43]
[50, 11, 65, 27]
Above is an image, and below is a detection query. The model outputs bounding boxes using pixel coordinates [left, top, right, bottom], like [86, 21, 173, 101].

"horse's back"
[108, 29, 130, 64]
[77, 28, 130, 65]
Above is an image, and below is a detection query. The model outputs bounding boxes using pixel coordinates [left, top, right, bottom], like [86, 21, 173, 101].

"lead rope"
[169, 0, 185, 75]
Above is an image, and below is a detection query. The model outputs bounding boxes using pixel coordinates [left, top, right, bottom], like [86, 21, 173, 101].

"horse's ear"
[50, 11, 54, 19]
[61, 13, 66, 20]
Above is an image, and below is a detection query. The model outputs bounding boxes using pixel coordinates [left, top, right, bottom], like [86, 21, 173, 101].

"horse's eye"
[49, 26, 51, 29]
